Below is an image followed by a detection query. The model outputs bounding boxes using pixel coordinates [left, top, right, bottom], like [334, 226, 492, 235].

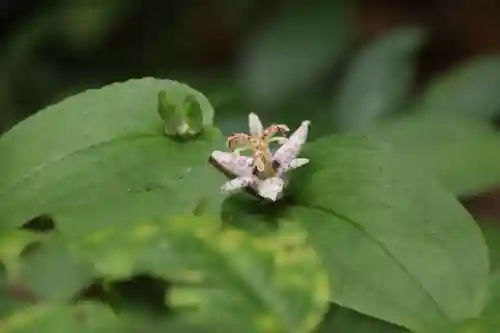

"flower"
[210, 119, 310, 201]
[226, 113, 290, 173]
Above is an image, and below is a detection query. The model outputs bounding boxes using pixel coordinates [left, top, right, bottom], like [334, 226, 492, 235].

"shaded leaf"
[20, 236, 95, 301]
[0, 78, 225, 232]
[0, 266, 36, 318]
[105, 278, 215, 333]
[21, 215, 330, 333]
[426, 274, 500, 333]
[317, 305, 408, 333]
[415, 56, 500, 118]
[184, 94, 204, 134]
[239, 0, 354, 106]
[0, 302, 119, 333]
[223, 134, 489, 332]
[0, 230, 41, 279]
[157, 90, 184, 136]
[482, 272, 500, 327]
[370, 113, 500, 195]
[333, 27, 425, 131]
[118, 312, 214, 333]
[477, 220, 500, 272]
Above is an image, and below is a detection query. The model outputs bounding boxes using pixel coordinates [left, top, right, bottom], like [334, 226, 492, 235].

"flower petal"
[256, 177, 284, 201]
[221, 177, 255, 194]
[248, 112, 264, 137]
[278, 158, 310, 176]
[273, 120, 310, 168]
[210, 151, 253, 178]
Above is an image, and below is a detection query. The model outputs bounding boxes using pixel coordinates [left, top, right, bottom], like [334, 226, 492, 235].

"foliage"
[0, 75, 497, 333]
[3, 3, 500, 331]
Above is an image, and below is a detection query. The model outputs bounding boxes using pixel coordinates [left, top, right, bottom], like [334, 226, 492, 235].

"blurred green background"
[3, 0, 500, 218]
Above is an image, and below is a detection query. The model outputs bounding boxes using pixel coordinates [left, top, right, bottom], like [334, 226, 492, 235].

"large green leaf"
[415, 56, 500, 118]
[0, 78, 225, 232]
[0, 302, 119, 333]
[20, 215, 329, 333]
[369, 113, 500, 196]
[333, 27, 425, 131]
[222, 134, 489, 332]
[239, 0, 353, 107]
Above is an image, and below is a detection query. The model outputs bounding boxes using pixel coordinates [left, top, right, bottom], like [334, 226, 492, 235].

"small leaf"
[477, 220, 500, 273]
[157, 90, 184, 136]
[415, 56, 500, 118]
[184, 94, 204, 135]
[369, 113, 500, 195]
[21, 216, 330, 333]
[240, 0, 354, 106]
[333, 27, 425, 131]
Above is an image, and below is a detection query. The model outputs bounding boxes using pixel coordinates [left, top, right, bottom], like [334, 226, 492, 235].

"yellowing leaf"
[21, 215, 329, 333]
[0, 302, 119, 333]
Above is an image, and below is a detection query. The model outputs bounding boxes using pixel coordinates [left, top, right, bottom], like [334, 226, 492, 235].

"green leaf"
[240, 0, 354, 106]
[426, 274, 500, 333]
[0, 302, 120, 333]
[333, 27, 425, 131]
[20, 236, 95, 301]
[477, 220, 500, 272]
[291, 135, 488, 331]
[318, 305, 408, 333]
[0, 265, 35, 318]
[369, 113, 500, 196]
[223, 134, 489, 332]
[20, 215, 330, 333]
[157, 86, 213, 137]
[481, 273, 500, 329]
[157, 90, 184, 136]
[118, 312, 214, 333]
[415, 56, 500, 118]
[184, 94, 204, 134]
[0, 78, 225, 232]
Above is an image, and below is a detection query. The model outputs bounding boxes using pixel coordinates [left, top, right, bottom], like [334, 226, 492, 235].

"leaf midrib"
[296, 203, 449, 329]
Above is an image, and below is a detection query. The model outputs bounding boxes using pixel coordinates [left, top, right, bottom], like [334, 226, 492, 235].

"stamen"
[226, 133, 251, 151]
[263, 124, 290, 138]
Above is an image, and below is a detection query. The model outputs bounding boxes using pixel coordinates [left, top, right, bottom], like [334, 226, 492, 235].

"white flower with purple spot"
[210, 119, 311, 201]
